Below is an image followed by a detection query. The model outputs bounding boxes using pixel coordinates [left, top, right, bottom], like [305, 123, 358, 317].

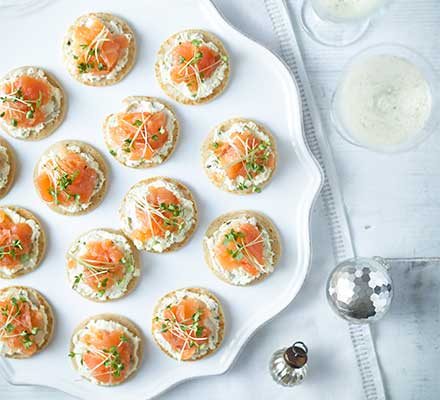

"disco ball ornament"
[327, 257, 393, 323]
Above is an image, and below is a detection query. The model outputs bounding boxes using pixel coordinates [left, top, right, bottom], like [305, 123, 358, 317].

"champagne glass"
[331, 44, 439, 153]
[301, 0, 390, 47]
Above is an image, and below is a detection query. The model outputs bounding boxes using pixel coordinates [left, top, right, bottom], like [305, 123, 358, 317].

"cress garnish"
[48, 168, 80, 205]
[0, 238, 32, 265]
[221, 226, 266, 272]
[68, 245, 135, 296]
[156, 304, 209, 360]
[0, 86, 44, 127]
[70, 332, 132, 379]
[212, 134, 273, 192]
[72, 21, 117, 76]
[171, 36, 229, 92]
[132, 191, 185, 239]
[0, 294, 41, 352]
[117, 114, 167, 158]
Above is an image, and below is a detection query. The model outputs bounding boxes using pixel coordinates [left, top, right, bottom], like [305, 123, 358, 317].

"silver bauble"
[327, 257, 393, 323]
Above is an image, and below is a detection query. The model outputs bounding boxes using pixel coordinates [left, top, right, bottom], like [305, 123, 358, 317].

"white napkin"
[263, 0, 386, 399]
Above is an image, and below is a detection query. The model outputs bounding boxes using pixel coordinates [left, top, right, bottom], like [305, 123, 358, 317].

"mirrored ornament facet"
[327, 257, 393, 323]
[270, 342, 308, 387]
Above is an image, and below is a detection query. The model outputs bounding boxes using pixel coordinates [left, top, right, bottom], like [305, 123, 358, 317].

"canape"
[34, 140, 108, 216]
[202, 118, 277, 194]
[0, 286, 54, 358]
[152, 287, 224, 361]
[119, 177, 197, 253]
[63, 12, 136, 86]
[155, 29, 230, 105]
[69, 314, 142, 385]
[0, 206, 46, 279]
[0, 137, 16, 198]
[0, 66, 66, 140]
[66, 228, 140, 302]
[203, 210, 281, 286]
[103, 96, 179, 168]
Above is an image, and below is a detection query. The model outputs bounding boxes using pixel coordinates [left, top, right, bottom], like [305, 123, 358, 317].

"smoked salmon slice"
[67, 239, 126, 295]
[215, 223, 265, 276]
[80, 326, 134, 384]
[70, 315, 141, 385]
[71, 17, 128, 76]
[35, 149, 98, 207]
[0, 75, 51, 129]
[130, 185, 183, 243]
[120, 177, 197, 253]
[0, 294, 44, 356]
[213, 131, 275, 181]
[108, 111, 169, 162]
[203, 119, 277, 194]
[153, 297, 211, 361]
[204, 210, 281, 285]
[156, 29, 230, 105]
[170, 41, 222, 93]
[66, 229, 138, 301]
[0, 211, 34, 270]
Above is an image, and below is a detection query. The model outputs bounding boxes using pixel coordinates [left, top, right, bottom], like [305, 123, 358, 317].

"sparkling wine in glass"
[301, 0, 390, 47]
[331, 44, 439, 152]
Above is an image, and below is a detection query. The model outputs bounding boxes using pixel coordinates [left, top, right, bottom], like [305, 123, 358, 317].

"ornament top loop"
[292, 341, 308, 354]
[284, 341, 308, 368]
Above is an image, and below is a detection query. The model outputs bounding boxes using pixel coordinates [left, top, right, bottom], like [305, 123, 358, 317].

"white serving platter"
[0, 0, 322, 398]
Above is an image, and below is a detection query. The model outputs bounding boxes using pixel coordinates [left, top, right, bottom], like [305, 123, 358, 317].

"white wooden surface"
[1, 0, 439, 398]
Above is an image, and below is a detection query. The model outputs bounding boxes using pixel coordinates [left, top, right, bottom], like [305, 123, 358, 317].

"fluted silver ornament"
[270, 342, 308, 386]
[327, 256, 393, 323]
